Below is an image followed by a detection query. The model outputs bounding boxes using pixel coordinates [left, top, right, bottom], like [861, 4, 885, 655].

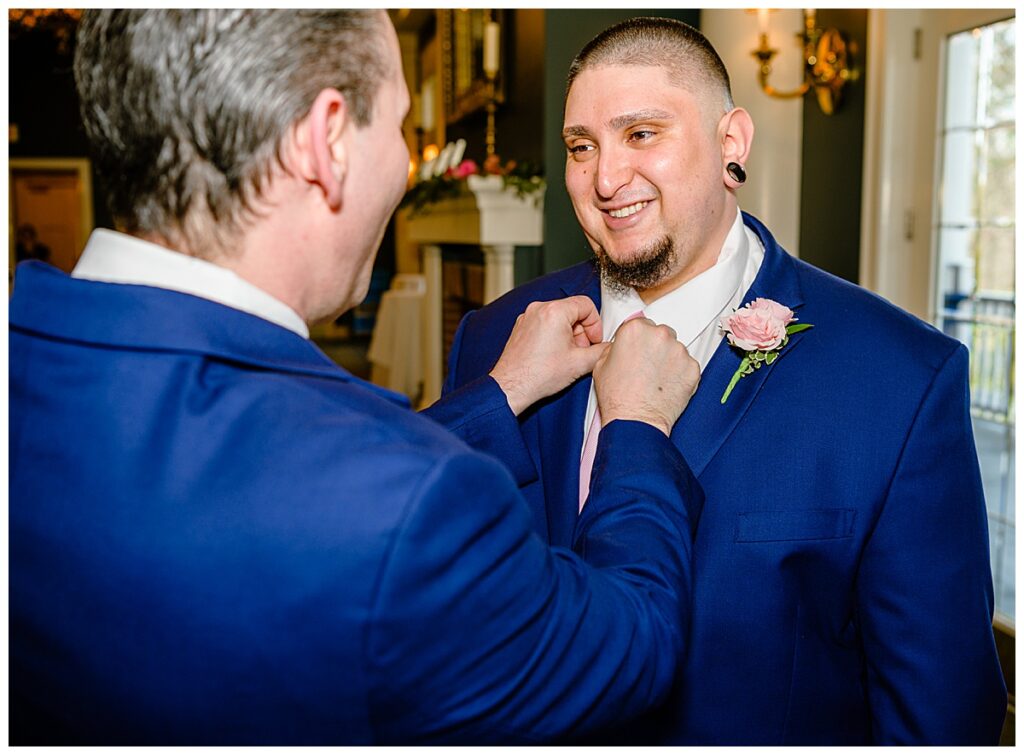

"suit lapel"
[538, 262, 601, 547]
[534, 223, 810, 536]
[672, 213, 808, 477]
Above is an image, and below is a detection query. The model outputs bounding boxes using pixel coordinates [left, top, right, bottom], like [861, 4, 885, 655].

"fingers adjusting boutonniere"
[719, 298, 813, 404]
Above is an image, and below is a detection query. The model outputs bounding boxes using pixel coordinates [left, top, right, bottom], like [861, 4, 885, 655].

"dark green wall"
[10, 27, 86, 158]
[440, 9, 546, 287]
[798, 9, 868, 284]
[541, 9, 700, 275]
[446, 9, 545, 166]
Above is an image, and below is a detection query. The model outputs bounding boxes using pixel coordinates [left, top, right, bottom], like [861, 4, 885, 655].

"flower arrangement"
[400, 150, 545, 216]
[718, 298, 813, 404]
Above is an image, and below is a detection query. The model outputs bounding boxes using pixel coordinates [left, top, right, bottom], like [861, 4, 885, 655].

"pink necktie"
[578, 310, 644, 512]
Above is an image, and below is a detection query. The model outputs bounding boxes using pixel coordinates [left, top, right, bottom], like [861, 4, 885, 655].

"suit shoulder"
[792, 257, 962, 370]
[212, 364, 472, 479]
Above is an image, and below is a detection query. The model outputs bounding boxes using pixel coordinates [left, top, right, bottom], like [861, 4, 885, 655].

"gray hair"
[74, 9, 391, 257]
[566, 17, 734, 118]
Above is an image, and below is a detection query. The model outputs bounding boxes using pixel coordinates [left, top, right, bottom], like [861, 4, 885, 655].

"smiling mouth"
[606, 201, 650, 219]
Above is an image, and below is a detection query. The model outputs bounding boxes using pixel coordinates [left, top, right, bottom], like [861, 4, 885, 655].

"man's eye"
[628, 130, 655, 141]
[568, 143, 594, 155]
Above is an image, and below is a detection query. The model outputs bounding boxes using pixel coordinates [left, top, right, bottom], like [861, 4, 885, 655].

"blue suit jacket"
[9, 262, 705, 745]
[443, 213, 1006, 744]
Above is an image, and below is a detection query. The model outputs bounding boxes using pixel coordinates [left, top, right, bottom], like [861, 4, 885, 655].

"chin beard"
[594, 236, 677, 293]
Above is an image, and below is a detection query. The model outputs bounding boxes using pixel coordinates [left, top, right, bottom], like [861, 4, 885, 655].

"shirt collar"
[599, 208, 751, 346]
[72, 229, 309, 338]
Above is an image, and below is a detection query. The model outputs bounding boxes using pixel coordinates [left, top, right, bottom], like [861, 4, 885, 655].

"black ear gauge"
[726, 161, 747, 184]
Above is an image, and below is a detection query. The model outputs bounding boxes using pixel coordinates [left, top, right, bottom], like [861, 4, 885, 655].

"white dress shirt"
[582, 209, 764, 451]
[72, 228, 309, 338]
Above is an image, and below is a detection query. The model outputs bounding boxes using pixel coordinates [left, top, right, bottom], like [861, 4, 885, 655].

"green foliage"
[398, 175, 467, 215]
[400, 159, 545, 217]
[500, 160, 546, 205]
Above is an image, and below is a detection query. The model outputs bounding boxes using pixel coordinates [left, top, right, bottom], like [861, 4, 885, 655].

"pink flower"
[483, 154, 503, 175]
[721, 298, 796, 352]
[452, 159, 478, 179]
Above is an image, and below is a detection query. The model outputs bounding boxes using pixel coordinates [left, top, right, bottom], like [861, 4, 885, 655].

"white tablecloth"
[367, 288, 424, 400]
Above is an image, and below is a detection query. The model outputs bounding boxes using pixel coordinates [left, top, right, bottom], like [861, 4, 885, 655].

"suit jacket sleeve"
[422, 310, 537, 487]
[364, 419, 701, 744]
[856, 344, 1006, 743]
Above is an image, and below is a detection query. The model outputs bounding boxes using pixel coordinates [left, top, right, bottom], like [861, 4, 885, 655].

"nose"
[594, 143, 634, 200]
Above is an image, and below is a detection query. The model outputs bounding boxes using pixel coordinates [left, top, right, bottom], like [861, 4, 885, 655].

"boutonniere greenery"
[719, 298, 813, 404]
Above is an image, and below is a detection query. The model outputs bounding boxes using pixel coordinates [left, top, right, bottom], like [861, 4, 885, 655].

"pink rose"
[720, 298, 796, 352]
[452, 159, 478, 179]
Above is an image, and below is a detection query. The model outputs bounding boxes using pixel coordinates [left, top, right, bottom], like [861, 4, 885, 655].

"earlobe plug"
[726, 162, 746, 184]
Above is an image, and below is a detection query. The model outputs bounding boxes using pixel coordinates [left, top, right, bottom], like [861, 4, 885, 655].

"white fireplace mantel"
[405, 174, 545, 406]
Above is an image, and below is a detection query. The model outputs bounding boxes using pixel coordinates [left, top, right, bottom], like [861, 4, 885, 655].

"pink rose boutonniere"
[719, 297, 813, 404]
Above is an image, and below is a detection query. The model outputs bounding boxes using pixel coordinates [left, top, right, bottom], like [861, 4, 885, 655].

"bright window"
[934, 17, 1015, 626]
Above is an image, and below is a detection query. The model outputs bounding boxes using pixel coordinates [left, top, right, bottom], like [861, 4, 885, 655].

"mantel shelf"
[404, 174, 545, 246]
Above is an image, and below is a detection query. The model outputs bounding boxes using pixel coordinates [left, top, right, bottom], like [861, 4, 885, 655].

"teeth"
[609, 201, 649, 218]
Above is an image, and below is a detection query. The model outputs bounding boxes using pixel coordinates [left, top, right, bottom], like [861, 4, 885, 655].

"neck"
[636, 194, 738, 305]
[134, 172, 350, 325]
[218, 215, 319, 324]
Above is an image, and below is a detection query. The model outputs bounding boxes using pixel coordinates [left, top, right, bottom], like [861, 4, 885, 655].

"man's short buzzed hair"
[566, 17, 734, 116]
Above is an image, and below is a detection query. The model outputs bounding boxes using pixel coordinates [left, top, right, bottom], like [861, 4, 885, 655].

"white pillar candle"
[450, 138, 467, 168]
[434, 142, 454, 176]
[420, 77, 435, 132]
[483, 21, 500, 77]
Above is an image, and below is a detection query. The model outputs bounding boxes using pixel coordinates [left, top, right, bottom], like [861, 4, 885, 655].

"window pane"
[975, 226, 1015, 294]
[936, 226, 977, 301]
[985, 19, 1015, 123]
[966, 300, 1014, 416]
[944, 29, 980, 129]
[940, 129, 980, 225]
[988, 515, 1015, 623]
[979, 125, 1015, 223]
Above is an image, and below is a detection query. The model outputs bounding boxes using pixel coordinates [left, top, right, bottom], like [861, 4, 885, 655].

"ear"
[293, 87, 349, 211]
[718, 107, 754, 189]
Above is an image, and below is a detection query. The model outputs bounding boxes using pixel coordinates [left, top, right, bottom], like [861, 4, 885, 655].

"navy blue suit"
[10, 261, 704, 744]
[443, 213, 1006, 744]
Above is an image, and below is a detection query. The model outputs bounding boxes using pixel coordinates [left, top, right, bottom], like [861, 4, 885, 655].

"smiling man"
[443, 16, 1006, 745]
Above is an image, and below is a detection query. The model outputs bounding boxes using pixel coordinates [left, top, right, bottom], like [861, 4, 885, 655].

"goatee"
[594, 236, 677, 293]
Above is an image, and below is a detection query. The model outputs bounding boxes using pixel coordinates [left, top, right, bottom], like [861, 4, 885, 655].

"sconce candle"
[757, 8, 769, 35]
[483, 21, 500, 77]
[420, 78, 435, 132]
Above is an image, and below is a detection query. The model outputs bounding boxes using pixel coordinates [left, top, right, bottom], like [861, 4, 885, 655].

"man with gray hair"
[443, 16, 1006, 744]
[10, 10, 705, 744]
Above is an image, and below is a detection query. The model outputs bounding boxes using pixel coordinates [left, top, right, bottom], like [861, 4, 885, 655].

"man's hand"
[490, 296, 608, 415]
[593, 318, 700, 437]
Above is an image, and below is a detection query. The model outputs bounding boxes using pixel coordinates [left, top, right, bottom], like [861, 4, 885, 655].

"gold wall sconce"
[750, 8, 859, 115]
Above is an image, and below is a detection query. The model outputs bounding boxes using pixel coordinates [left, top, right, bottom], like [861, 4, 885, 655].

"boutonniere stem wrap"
[719, 298, 813, 404]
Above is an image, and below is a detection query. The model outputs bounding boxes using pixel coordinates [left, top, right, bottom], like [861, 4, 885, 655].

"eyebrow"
[562, 109, 675, 140]
[609, 109, 674, 129]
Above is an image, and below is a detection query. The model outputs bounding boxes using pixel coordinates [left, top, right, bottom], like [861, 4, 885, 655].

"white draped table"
[367, 286, 425, 401]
